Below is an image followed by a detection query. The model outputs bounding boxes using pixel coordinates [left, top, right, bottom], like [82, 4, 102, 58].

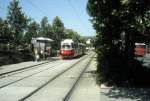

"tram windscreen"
[136, 45, 145, 48]
[62, 45, 71, 49]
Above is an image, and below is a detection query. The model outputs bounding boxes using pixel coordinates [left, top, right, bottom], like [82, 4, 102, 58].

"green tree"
[0, 18, 12, 43]
[7, 0, 28, 46]
[87, 0, 150, 85]
[38, 16, 49, 37]
[24, 20, 39, 44]
[52, 16, 65, 49]
[64, 29, 85, 43]
[38, 16, 54, 40]
[47, 24, 54, 39]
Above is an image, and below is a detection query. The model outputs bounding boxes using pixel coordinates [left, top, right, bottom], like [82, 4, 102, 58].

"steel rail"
[0, 61, 64, 89]
[63, 53, 94, 101]
[0, 58, 59, 78]
[18, 55, 89, 101]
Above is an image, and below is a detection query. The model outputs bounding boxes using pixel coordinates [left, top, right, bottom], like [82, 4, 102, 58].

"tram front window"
[136, 45, 145, 48]
[62, 45, 71, 49]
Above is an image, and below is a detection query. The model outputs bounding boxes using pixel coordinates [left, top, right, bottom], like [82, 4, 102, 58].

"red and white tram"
[60, 39, 85, 59]
[134, 43, 146, 56]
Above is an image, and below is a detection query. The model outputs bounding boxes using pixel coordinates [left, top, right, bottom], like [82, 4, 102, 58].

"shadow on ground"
[100, 56, 150, 101]
[101, 87, 150, 101]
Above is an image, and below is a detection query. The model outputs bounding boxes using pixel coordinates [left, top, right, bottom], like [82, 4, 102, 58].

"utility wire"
[26, 0, 49, 16]
[0, 6, 7, 16]
[66, 0, 87, 33]
[0, 5, 6, 11]
[0, 6, 5, 10]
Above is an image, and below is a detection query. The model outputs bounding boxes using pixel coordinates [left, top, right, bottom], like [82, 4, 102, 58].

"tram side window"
[72, 44, 75, 49]
[74, 44, 78, 49]
[77, 44, 79, 48]
[72, 44, 77, 49]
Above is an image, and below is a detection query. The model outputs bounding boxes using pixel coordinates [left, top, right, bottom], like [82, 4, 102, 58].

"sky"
[0, 0, 95, 36]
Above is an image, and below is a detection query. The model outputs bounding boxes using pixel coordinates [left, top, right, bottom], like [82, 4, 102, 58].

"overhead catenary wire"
[25, 0, 87, 32]
[0, 0, 7, 11]
[0, 5, 7, 13]
[0, 6, 8, 19]
[21, 0, 88, 35]
[67, 0, 86, 25]
[0, 6, 5, 11]
[66, 0, 88, 34]
[26, 0, 49, 17]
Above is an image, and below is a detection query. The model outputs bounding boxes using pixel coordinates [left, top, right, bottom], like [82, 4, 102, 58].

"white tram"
[31, 37, 53, 60]
[60, 39, 85, 59]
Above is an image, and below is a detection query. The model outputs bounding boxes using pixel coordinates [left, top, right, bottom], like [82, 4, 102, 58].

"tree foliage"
[64, 29, 84, 42]
[52, 16, 65, 49]
[39, 16, 49, 37]
[7, 0, 28, 46]
[87, 0, 150, 85]
[52, 16, 65, 40]
[24, 20, 39, 44]
[0, 18, 12, 43]
[0, 0, 84, 51]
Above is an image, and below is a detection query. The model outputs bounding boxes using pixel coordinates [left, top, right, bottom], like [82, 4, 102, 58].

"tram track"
[18, 53, 94, 101]
[0, 59, 67, 89]
[63, 54, 94, 101]
[18, 54, 91, 101]
[0, 58, 59, 79]
[0, 53, 94, 101]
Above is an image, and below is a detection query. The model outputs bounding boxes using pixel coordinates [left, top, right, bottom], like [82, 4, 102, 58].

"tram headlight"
[41, 50, 43, 54]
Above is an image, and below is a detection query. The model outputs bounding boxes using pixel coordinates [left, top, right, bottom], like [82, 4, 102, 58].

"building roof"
[32, 37, 53, 43]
